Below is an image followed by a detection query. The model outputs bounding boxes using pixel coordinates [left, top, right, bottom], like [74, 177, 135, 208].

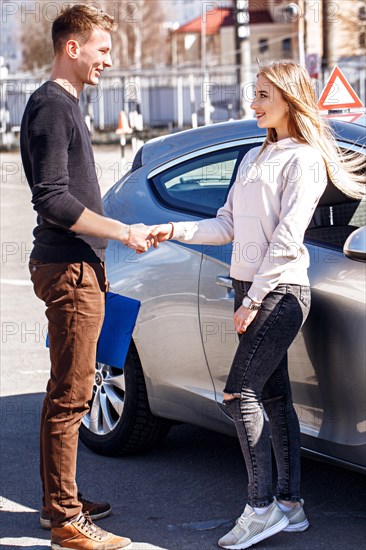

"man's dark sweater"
[20, 81, 107, 262]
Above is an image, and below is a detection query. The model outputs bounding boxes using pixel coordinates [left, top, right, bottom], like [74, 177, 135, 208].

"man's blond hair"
[52, 4, 117, 54]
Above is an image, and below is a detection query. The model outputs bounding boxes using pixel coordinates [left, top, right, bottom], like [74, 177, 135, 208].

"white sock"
[253, 505, 271, 515]
[277, 502, 293, 512]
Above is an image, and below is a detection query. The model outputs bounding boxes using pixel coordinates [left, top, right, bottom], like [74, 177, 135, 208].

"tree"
[101, 0, 168, 68]
[20, 2, 54, 71]
[337, 0, 366, 57]
[20, 0, 168, 71]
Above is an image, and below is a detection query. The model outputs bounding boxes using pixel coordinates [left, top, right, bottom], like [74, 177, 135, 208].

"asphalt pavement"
[1, 146, 366, 549]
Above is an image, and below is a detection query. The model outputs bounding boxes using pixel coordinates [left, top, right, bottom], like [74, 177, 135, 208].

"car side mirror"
[343, 226, 366, 262]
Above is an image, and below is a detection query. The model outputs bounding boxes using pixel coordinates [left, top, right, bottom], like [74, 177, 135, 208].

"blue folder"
[97, 291, 140, 369]
[46, 292, 140, 370]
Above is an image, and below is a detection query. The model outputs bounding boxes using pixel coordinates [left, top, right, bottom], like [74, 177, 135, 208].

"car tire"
[80, 342, 172, 456]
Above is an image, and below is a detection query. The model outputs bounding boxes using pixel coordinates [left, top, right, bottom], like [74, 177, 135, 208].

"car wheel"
[80, 343, 172, 456]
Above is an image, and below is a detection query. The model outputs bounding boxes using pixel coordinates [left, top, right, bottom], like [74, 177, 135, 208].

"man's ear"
[65, 39, 80, 60]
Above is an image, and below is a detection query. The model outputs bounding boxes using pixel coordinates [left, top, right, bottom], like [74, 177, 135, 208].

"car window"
[150, 141, 364, 248]
[305, 147, 365, 250]
[150, 144, 254, 216]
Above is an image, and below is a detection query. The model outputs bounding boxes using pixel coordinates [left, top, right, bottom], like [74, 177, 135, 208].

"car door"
[146, 140, 259, 430]
[196, 138, 262, 405]
[199, 135, 366, 470]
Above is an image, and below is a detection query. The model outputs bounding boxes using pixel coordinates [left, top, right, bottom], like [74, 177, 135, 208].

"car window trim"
[147, 137, 365, 221]
[147, 137, 264, 180]
[335, 140, 365, 156]
[148, 138, 364, 181]
[150, 145, 248, 218]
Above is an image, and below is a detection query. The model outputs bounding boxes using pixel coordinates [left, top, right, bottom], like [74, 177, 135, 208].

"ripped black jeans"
[224, 280, 310, 508]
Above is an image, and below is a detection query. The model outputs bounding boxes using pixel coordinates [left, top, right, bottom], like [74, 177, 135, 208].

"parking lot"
[1, 146, 366, 549]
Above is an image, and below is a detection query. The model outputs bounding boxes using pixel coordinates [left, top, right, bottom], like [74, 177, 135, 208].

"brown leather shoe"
[51, 512, 132, 549]
[40, 492, 112, 529]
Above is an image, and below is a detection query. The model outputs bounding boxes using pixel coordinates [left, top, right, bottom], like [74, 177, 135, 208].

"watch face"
[242, 296, 260, 310]
[242, 296, 251, 308]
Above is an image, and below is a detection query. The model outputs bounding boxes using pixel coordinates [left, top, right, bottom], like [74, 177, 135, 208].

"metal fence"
[1, 63, 365, 145]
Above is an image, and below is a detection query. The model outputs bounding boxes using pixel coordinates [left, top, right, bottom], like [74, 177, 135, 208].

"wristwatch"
[242, 296, 262, 310]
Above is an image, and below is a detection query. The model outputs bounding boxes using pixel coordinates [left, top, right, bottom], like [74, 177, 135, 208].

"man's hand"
[69, 209, 162, 254]
[233, 306, 258, 334]
[150, 223, 174, 243]
[126, 223, 158, 253]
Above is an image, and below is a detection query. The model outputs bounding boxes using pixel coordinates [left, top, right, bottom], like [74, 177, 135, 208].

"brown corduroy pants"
[29, 259, 107, 527]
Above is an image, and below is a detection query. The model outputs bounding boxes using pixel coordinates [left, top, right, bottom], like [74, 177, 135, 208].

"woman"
[152, 61, 364, 550]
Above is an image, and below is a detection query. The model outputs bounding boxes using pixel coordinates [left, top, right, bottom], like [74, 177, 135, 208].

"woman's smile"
[250, 74, 290, 139]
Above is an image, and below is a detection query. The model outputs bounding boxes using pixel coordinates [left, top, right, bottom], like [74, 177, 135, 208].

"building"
[2, 0, 365, 74]
[170, 1, 296, 68]
[170, 0, 366, 73]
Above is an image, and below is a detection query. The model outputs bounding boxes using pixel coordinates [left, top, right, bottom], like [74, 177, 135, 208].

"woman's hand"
[127, 223, 158, 252]
[234, 306, 258, 334]
[135, 223, 174, 254]
[150, 223, 174, 243]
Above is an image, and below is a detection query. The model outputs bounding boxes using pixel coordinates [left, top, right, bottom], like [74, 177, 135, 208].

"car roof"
[140, 115, 366, 169]
[141, 119, 264, 167]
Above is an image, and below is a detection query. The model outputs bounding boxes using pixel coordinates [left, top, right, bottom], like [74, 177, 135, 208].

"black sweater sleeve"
[27, 98, 85, 228]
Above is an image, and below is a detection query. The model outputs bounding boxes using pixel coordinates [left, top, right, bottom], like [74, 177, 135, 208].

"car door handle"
[216, 275, 233, 289]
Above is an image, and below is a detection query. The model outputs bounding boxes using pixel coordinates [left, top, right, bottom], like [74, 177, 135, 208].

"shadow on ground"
[1, 392, 366, 549]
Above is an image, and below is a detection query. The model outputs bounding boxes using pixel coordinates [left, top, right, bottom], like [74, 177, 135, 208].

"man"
[20, 5, 152, 549]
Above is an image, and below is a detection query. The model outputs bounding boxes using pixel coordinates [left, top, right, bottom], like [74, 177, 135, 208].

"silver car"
[80, 116, 366, 473]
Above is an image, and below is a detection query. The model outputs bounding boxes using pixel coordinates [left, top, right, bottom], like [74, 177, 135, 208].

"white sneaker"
[218, 500, 289, 549]
[282, 499, 309, 532]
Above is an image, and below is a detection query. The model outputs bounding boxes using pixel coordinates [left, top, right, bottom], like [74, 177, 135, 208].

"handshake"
[124, 223, 174, 253]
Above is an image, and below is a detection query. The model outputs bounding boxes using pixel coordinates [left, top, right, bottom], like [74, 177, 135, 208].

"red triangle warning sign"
[318, 66, 364, 110]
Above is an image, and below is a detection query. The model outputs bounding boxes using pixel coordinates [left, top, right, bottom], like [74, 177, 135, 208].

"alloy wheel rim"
[82, 362, 126, 435]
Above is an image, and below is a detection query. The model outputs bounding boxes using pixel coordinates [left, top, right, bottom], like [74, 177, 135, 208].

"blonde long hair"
[256, 60, 365, 199]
